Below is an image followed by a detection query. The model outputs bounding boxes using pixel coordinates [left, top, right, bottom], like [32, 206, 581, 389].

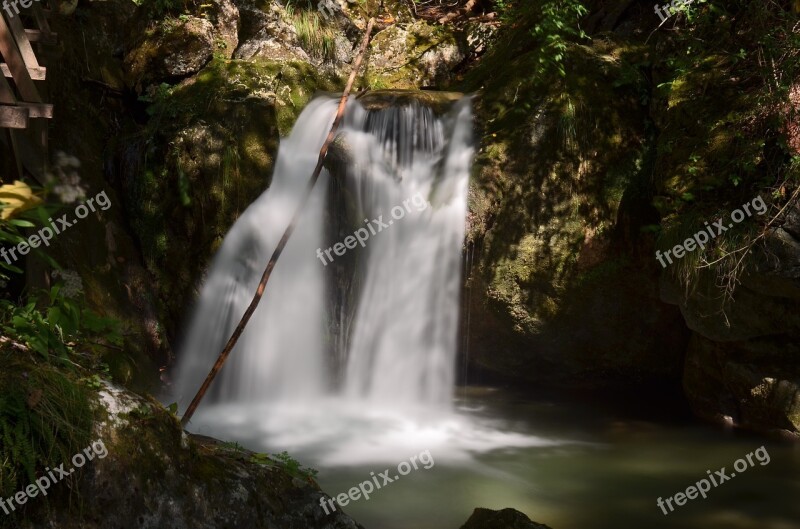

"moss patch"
[364, 21, 463, 89]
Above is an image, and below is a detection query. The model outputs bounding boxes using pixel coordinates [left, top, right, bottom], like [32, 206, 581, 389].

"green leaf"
[8, 219, 35, 228]
[47, 306, 62, 327]
[0, 263, 23, 274]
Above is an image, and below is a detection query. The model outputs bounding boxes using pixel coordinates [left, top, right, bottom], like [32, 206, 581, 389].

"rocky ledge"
[17, 381, 553, 529]
[18, 382, 362, 529]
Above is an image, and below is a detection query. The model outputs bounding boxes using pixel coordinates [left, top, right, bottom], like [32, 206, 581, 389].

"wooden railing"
[0, 5, 56, 181]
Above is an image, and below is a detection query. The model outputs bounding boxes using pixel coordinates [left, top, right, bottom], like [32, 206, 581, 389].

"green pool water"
[313, 387, 800, 529]
[189, 385, 800, 529]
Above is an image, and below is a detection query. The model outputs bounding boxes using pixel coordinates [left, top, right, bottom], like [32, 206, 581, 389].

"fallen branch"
[181, 18, 376, 427]
[0, 335, 29, 352]
[438, 0, 477, 24]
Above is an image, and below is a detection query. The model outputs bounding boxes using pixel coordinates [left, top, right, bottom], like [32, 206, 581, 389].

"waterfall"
[173, 93, 474, 415]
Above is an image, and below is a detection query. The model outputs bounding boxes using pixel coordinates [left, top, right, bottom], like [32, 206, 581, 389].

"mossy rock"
[364, 21, 465, 89]
[124, 18, 216, 90]
[33, 0, 169, 385]
[683, 333, 800, 438]
[356, 89, 463, 115]
[16, 380, 364, 528]
[118, 58, 344, 342]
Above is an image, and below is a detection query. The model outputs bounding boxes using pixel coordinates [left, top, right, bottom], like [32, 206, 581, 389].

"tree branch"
[180, 18, 377, 427]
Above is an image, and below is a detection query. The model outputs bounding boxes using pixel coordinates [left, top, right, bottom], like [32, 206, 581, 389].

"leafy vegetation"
[250, 450, 318, 479]
[0, 284, 121, 524]
[651, 0, 800, 300]
[131, 0, 189, 18]
[0, 181, 123, 363]
[0, 287, 122, 362]
[0, 181, 124, 524]
[464, 0, 591, 141]
[490, 0, 589, 78]
[0, 181, 60, 279]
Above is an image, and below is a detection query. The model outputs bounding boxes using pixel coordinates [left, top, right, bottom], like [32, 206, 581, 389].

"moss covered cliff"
[461, 0, 800, 437]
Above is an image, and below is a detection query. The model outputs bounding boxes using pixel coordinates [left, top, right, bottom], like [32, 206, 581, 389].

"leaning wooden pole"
[181, 18, 376, 427]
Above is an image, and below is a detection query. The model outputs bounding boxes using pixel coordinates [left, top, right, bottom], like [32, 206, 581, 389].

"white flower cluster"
[48, 151, 87, 204]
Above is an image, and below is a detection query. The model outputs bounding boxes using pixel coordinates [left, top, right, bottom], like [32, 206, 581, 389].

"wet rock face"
[671, 201, 800, 438]
[356, 89, 464, 115]
[465, 41, 690, 393]
[115, 62, 283, 346]
[459, 1, 799, 438]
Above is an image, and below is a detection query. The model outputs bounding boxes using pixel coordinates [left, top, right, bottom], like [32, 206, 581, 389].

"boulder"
[459, 508, 553, 529]
[124, 18, 215, 88]
[124, 0, 240, 90]
[669, 201, 800, 437]
[234, 1, 313, 63]
[682, 334, 800, 438]
[20, 382, 364, 529]
[366, 22, 466, 88]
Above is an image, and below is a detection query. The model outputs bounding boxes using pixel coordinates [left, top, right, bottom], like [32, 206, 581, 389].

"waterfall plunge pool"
[170, 92, 798, 529]
[186, 386, 800, 529]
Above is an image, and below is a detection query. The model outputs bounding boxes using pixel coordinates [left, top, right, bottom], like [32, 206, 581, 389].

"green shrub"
[0, 287, 123, 363]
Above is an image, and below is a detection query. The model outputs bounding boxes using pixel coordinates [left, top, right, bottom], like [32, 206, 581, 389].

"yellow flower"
[0, 180, 42, 220]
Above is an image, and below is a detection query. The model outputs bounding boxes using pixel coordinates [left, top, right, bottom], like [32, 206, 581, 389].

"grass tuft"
[0, 348, 94, 525]
[286, 4, 338, 63]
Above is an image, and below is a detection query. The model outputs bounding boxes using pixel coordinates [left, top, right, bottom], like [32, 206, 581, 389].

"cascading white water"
[341, 99, 472, 409]
[173, 97, 335, 405]
[174, 93, 473, 414]
[171, 93, 556, 467]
